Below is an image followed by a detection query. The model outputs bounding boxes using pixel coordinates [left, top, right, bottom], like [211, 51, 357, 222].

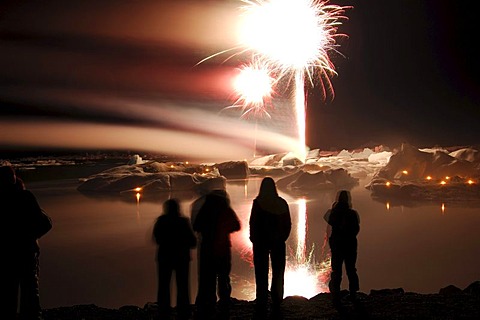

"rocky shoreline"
[42, 281, 480, 320]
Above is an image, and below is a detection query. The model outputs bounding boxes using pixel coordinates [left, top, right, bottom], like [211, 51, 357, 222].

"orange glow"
[467, 179, 474, 185]
[386, 202, 390, 210]
[386, 181, 391, 187]
[441, 203, 445, 214]
[134, 187, 142, 192]
[426, 176, 432, 180]
[440, 181, 447, 185]
[445, 176, 450, 180]
[402, 170, 408, 175]
[185, 161, 189, 165]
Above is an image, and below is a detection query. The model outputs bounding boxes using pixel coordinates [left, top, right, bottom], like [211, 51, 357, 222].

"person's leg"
[157, 261, 173, 313]
[196, 249, 217, 317]
[175, 261, 191, 319]
[329, 246, 344, 295]
[217, 251, 232, 306]
[345, 244, 359, 296]
[19, 252, 42, 320]
[270, 242, 286, 306]
[3, 255, 21, 320]
[252, 244, 269, 307]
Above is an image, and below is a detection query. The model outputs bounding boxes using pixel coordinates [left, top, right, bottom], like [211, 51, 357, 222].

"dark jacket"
[249, 197, 291, 246]
[193, 192, 241, 256]
[324, 201, 360, 244]
[153, 214, 197, 263]
[2, 189, 52, 254]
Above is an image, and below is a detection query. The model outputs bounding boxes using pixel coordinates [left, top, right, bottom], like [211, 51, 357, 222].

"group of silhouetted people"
[1, 162, 360, 320]
[152, 176, 361, 320]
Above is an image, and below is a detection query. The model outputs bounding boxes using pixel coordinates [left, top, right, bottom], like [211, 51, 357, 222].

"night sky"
[1, 0, 479, 156]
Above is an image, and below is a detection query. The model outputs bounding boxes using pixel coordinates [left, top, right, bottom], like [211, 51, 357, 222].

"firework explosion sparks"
[237, 0, 349, 160]
[239, 0, 347, 79]
[229, 59, 276, 118]
[199, 0, 348, 160]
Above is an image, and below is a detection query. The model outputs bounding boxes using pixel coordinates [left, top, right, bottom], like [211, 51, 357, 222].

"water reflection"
[34, 175, 480, 309]
[135, 191, 141, 220]
[283, 198, 330, 298]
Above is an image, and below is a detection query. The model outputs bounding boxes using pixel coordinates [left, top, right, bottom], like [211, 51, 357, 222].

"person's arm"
[354, 210, 360, 235]
[184, 218, 197, 248]
[324, 209, 332, 238]
[152, 217, 162, 244]
[193, 199, 208, 232]
[281, 199, 292, 241]
[249, 200, 259, 243]
[24, 191, 52, 238]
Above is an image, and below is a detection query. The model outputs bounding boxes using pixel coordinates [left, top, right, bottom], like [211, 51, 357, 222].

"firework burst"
[238, 0, 349, 93]
[200, 0, 349, 160]
[227, 59, 277, 118]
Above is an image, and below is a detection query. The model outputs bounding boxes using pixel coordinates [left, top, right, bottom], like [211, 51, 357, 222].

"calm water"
[27, 168, 480, 309]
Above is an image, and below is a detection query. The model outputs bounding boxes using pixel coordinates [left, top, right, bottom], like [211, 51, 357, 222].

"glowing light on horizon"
[386, 181, 391, 187]
[426, 176, 432, 180]
[441, 203, 445, 214]
[440, 180, 447, 185]
[467, 179, 474, 185]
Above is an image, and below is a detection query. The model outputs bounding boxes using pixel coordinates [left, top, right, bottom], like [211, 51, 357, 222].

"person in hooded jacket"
[324, 190, 360, 302]
[249, 177, 291, 312]
[193, 189, 241, 317]
[0, 165, 52, 320]
[153, 198, 197, 319]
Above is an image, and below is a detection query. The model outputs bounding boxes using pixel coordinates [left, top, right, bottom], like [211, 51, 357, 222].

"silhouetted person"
[153, 198, 197, 319]
[249, 177, 291, 314]
[324, 190, 360, 303]
[193, 189, 240, 318]
[0, 165, 52, 320]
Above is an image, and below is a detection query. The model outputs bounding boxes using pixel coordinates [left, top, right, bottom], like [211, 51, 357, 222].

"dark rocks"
[41, 282, 480, 320]
[464, 281, 480, 295]
[439, 285, 462, 295]
[369, 288, 405, 296]
[216, 161, 249, 179]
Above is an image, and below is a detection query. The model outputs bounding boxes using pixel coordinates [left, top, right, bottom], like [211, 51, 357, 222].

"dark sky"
[1, 0, 479, 157]
[311, 0, 480, 149]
